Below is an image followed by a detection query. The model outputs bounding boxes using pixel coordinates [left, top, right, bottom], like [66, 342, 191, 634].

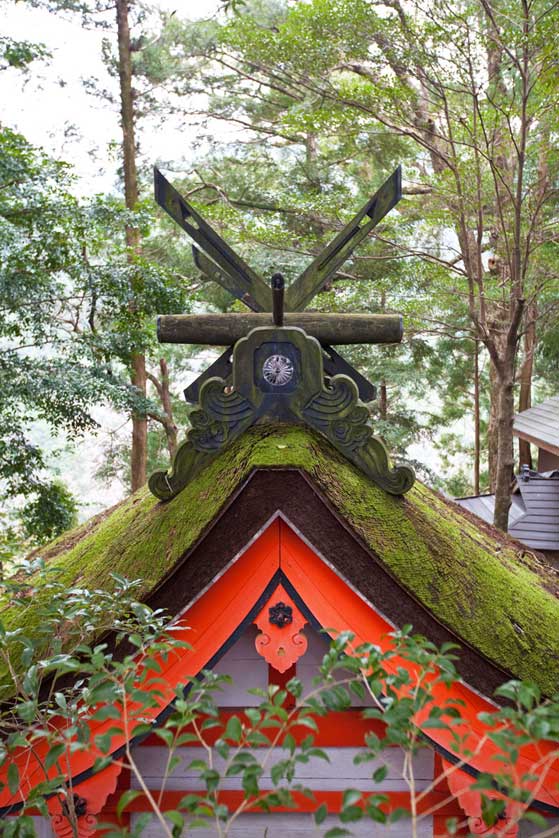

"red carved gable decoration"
[254, 583, 308, 672]
[48, 761, 122, 838]
[443, 759, 524, 837]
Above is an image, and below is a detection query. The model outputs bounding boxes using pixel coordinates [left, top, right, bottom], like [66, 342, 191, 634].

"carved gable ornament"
[253, 584, 308, 673]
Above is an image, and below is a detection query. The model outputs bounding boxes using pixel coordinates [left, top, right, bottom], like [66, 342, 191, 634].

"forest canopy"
[1, 0, 558, 552]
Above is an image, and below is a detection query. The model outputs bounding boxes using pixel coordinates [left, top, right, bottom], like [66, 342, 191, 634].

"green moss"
[5, 424, 559, 694]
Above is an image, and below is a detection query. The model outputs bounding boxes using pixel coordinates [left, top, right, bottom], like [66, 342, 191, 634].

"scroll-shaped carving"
[254, 585, 308, 673]
[51, 812, 97, 838]
[302, 375, 415, 496]
[443, 760, 522, 838]
[148, 377, 255, 501]
[49, 761, 122, 838]
[189, 378, 255, 451]
[149, 325, 415, 502]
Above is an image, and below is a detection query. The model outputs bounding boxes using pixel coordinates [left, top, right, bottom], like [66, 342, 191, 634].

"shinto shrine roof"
[5, 424, 559, 695]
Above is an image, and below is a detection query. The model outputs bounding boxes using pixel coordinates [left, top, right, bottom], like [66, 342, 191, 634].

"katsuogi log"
[157, 313, 403, 346]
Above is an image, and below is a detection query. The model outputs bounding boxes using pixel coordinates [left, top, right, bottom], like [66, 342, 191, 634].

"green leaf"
[165, 810, 184, 835]
[92, 705, 121, 722]
[245, 708, 261, 724]
[44, 743, 66, 770]
[94, 732, 113, 754]
[349, 680, 366, 700]
[177, 793, 202, 812]
[521, 811, 547, 827]
[286, 677, 303, 698]
[116, 789, 141, 819]
[242, 764, 263, 797]
[92, 756, 113, 773]
[340, 804, 363, 823]
[203, 768, 220, 793]
[215, 739, 230, 760]
[443, 816, 458, 834]
[481, 796, 505, 826]
[293, 716, 318, 732]
[7, 763, 19, 796]
[307, 747, 330, 762]
[388, 807, 409, 823]
[271, 760, 288, 785]
[54, 692, 67, 712]
[225, 715, 242, 743]
[200, 718, 221, 731]
[372, 765, 388, 783]
[187, 759, 208, 772]
[342, 789, 362, 807]
[314, 802, 328, 825]
[153, 728, 175, 748]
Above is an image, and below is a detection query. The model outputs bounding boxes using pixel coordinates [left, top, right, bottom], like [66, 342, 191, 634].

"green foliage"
[148, 0, 559, 496]
[19, 481, 78, 544]
[0, 36, 50, 71]
[0, 565, 558, 835]
[5, 0, 559, 514]
[0, 125, 194, 518]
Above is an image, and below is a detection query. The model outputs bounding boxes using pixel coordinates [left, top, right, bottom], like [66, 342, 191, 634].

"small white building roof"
[513, 395, 559, 455]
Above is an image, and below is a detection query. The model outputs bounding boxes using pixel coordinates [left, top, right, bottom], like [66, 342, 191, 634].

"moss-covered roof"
[6, 425, 559, 694]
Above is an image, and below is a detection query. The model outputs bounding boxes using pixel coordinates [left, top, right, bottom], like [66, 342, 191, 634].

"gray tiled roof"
[455, 470, 559, 552]
[454, 493, 525, 526]
[511, 469, 559, 551]
[513, 396, 559, 454]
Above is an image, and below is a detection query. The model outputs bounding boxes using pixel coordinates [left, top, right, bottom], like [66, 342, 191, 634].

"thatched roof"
[5, 424, 559, 694]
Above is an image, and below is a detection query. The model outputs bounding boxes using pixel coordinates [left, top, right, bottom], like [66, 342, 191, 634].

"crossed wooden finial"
[154, 166, 404, 403]
[149, 167, 414, 501]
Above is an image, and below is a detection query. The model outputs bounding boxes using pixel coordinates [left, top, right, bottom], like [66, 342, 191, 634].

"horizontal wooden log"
[158, 313, 403, 346]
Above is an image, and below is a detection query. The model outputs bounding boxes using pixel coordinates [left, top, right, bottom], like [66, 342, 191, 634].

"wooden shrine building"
[1, 170, 559, 836]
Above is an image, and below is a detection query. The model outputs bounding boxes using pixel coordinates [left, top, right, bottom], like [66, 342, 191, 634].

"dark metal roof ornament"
[269, 601, 293, 628]
[148, 167, 415, 501]
[62, 794, 87, 819]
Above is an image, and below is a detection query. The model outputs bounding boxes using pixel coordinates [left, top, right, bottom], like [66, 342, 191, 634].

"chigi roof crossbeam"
[149, 167, 414, 502]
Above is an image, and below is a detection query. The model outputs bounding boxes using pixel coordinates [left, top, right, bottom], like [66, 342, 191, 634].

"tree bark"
[492, 364, 515, 532]
[517, 302, 536, 470]
[379, 380, 387, 420]
[116, 0, 147, 492]
[473, 339, 480, 495]
[159, 358, 178, 460]
[487, 359, 499, 492]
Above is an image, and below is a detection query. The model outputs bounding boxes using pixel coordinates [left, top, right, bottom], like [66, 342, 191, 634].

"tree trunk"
[487, 358, 499, 492]
[517, 303, 536, 470]
[130, 353, 147, 492]
[159, 358, 178, 459]
[473, 339, 480, 495]
[116, 0, 147, 491]
[379, 380, 387, 420]
[493, 366, 515, 532]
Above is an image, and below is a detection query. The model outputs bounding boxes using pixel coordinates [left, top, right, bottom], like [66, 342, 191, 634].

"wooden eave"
[513, 428, 559, 457]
